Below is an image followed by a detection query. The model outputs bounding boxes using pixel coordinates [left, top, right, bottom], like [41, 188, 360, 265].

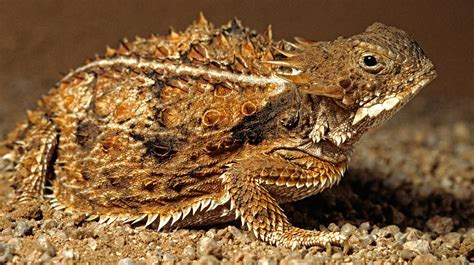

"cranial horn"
[299, 85, 345, 99]
[273, 47, 298, 58]
[261, 60, 302, 68]
[294, 37, 318, 46]
[277, 72, 311, 84]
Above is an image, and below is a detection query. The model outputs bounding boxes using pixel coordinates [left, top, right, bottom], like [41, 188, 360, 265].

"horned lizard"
[0, 14, 436, 249]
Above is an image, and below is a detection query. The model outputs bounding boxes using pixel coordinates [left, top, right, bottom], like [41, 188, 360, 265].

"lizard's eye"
[359, 53, 385, 74]
[363, 55, 377, 66]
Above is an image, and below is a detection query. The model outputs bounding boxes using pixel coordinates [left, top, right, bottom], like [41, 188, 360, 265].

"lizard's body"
[0, 15, 436, 249]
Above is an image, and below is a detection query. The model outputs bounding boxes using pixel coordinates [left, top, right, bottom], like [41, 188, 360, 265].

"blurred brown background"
[0, 0, 472, 136]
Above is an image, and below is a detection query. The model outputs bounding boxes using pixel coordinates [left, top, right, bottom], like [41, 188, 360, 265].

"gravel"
[36, 235, 57, 257]
[62, 250, 79, 259]
[13, 221, 33, 237]
[0, 243, 14, 263]
[427, 215, 454, 234]
[117, 257, 138, 265]
[403, 239, 430, 255]
[198, 237, 220, 256]
[0, 98, 472, 263]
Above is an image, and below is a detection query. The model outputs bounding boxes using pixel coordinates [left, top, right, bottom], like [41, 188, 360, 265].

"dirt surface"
[0, 1, 473, 264]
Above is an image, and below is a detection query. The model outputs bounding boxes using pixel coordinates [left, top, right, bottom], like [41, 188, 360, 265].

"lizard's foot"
[275, 227, 348, 252]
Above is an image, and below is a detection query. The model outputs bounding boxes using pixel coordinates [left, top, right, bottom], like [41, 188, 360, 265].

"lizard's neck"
[295, 96, 364, 163]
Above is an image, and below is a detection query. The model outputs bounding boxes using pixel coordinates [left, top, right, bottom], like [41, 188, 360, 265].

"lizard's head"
[342, 23, 437, 127]
[274, 22, 437, 131]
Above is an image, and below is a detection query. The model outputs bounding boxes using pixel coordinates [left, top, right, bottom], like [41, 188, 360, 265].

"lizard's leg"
[221, 156, 348, 250]
[13, 111, 57, 202]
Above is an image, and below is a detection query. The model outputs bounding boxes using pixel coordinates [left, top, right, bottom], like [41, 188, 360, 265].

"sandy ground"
[0, 1, 472, 264]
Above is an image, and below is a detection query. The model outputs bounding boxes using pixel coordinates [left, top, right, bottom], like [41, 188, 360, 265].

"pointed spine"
[157, 215, 171, 231]
[144, 214, 159, 228]
[131, 214, 147, 224]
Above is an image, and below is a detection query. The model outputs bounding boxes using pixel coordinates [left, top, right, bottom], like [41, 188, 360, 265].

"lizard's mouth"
[351, 69, 437, 126]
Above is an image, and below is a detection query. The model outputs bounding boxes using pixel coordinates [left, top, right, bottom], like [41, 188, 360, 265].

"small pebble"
[440, 232, 461, 247]
[394, 232, 407, 244]
[385, 225, 400, 236]
[195, 255, 219, 265]
[53, 230, 68, 240]
[403, 239, 430, 254]
[359, 222, 371, 232]
[38, 253, 52, 263]
[359, 234, 376, 247]
[372, 225, 398, 239]
[41, 220, 58, 230]
[340, 223, 357, 236]
[62, 250, 78, 259]
[14, 221, 33, 237]
[205, 229, 217, 239]
[117, 257, 137, 265]
[412, 254, 438, 265]
[183, 245, 195, 259]
[138, 232, 154, 243]
[162, 253, 176, 262]
[370, 227, 380, 237]
[440, 178, 453, 189]
[36, 235, 56, 257]
[0, 243, 13, 263]
[114, 236, 125, 248]
[216, 228, 228, 238]
[426, 215, 453, 234]
[2, 227, 13, 236]
[228, 226, 242, 239]
[464, 228, 474, 238]
[6, 238, 21, 251]
[327, 223, 339, 232]
[331, 252, 343, 260]
[198, 236, 219, 256]
[400, 249, 416, 260]
[87, 238, 98, 251]
[405, 227, 422, 241]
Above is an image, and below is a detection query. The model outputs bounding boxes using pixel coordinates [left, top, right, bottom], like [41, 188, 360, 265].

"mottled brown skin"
[0, 15, 436, 249]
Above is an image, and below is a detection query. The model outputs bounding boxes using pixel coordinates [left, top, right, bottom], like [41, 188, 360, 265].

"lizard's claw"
[343, 240, 350, 254]
[325, 242, 332, 255]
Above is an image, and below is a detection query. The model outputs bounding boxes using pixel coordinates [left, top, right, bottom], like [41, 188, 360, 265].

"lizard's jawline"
[352, 95, 401, 125]
[351, 77, 433, 125]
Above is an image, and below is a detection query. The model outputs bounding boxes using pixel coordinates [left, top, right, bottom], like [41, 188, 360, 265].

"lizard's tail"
[0, 143, 17, 182]
[0, 121, 29, 182]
